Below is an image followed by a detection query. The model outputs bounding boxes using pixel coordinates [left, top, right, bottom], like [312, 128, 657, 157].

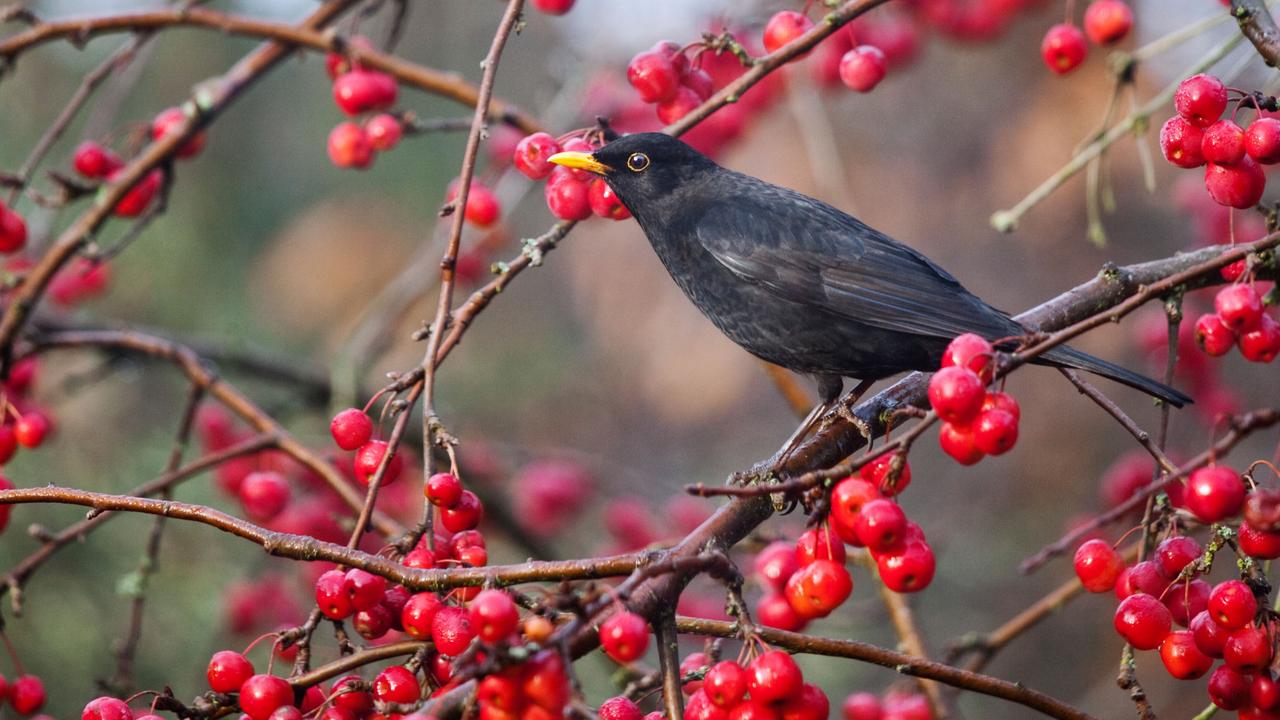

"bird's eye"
[626, 153, 650, 172]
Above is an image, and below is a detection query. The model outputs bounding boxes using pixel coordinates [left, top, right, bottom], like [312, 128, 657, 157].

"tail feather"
[1039, 345, 1193, 408]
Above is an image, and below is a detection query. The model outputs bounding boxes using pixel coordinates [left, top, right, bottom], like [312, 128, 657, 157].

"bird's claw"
[835, 404, 874, 443]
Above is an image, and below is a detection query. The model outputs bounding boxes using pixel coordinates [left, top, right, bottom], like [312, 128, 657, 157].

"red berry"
[332, 70, 397, 115]
[430, 605, 474, 655]
[763, 11, 815, 56]
[373, 665, 419, 704]
[238, 471, 290, 521]
[838, 46, 887, 93]
[330, 408, 373, 450]
[600, 611, 649, 663]
[330, 676, 373, 716]
[938, 421, 984, 465]
[754, 540, 800, 592]
[1159, 629, 1213, 679]
[686, 690, 729, 720]
[239, 675, 292, 720]
[757, 591, 807, 632]
[656, 85, 702, 125]
[795, 526, 846, 566]
[854, 498, 907, 552]
[425, 472, 463, 507]
[682, 68, 714, 100]
[0, 207, 26, 254]
[324, 36, 372, 78]
[1176, 74, 1228, 127]
[545, 166, 592, 221]
[401, 592, 443, 639]
[972, 408, 1018, 456]
[439, 489, 483, 532]
[365, 113, 402, 152]
[1192, 609, 1230, 657]
[1202, 120, 1247, 165]
[1240, 522, 1280, 558]
[1083, 0, 1133, 44]
[353, 603, 392, 639]
[1116, 559, 1167, 598]
[1254, 672, 1280, 711]
[1073, 538, 1124, 592]
[354, 440, 402, 486]
[627, 50, 680, 104]
[1160, 117, 1207, 168]
[470, 589, 519, 642]
[9, 675, 43, 715]
[830, 477, 881, 539]
[876, 538, 936, 593]
[1040, 24, 1087, 74]
[72, 141, 122, 178]
[13, 412, 49, 449]
[704, 661, 747, 709]
[83, 697, 131, 720]
[928, 366, 985, 423]
[785, 559, 853, 618]
[1195, 313, 1237, 356]
[1239, 314, 1280, 362]
[589, 179, 631, 220]
[860, 451, 911, 496]
[1247, 117, 1280, 163]
[747, 650, 802, 704]
[599, 696, 644, 720]
[841, 692, 883, 720]
[1155, 535, 1202, 578]
[343, 568, 386, 611]
[316, 569, 353, 619]
[1209, 664, 1251, 710]
[680, 652, 710, 694]
[447, 179, 501, 228]
[780, 684, 829, 720]
[1205, 157, 1266, 209]
[1210, 579, 1258, 630]
[1164, 579, 1210, 627]
[207, 650, 255, 693]
[328, 122, 373, 169]
[514, 132, 562, 180]
[941, 333, 995, 382]
[1216, 284, 1265, 331]
[109, 168, 164, 217]
[1225, 624, 1273, 671]
[531, 0, 575, 15]
[1113, 593, 1173, 650]
[151, 106, 206, 159]
[1185, 466, 1245, 523]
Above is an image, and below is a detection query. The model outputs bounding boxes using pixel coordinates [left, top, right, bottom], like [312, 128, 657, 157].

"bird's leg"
[765, 375, 846, 477]
[833, 378, 876, 444]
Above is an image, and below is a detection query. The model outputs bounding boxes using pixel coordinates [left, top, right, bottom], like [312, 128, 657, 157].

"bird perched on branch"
[548, 133, 1190, 453]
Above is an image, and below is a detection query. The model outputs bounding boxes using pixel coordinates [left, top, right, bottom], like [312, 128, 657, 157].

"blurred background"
[1, 0, 1278, 717]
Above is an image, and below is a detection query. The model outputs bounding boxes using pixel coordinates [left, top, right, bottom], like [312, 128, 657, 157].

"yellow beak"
[547, 151, 611, 175]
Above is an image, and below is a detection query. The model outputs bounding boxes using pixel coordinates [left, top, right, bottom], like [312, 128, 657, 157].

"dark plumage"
[549, 133, 1191, 415]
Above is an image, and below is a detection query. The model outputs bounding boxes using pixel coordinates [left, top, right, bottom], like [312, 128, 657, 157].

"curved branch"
[1233, 0, 1280, 65]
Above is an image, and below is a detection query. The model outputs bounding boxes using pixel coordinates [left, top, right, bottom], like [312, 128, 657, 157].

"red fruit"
[324, 36, 372, 78]
[1116, 559, 1167, 598]
[1209, 664, 1251, 710]
[854, 499, 907, 552]
[425, 472, 463, 507]
[780, 684, 829, 720]
[830, 477, 881, 538]
[795, 526, 846, 566]
[687, 690, 730, 720]
[599, 696, 643, 720]
[331, 676, 373, 716]
[785, 559, 853, 618]
[1216, 284, 1265, 331]
[681, 652, 710, 694]
[432, 604, 475, 656]
[1073, 538, 1124, 592]
[365, 113, 402, 152]
[470, 589, 519, 642]
[627, 50, 680, 104]
[373, 665, 420, 704]
[841, 692, 883, 720]
[478, 673, 520, 712]
[239, 675, 292, 720]
[332, 70, 397, 115]
[747, 651, 803, 704]
[1241, 522, 1280, 558]
[1155, 535, 1202, 578]
[354, 440, 402, 486]
[600, 611, 649, 663]
[938, 421, 984, 465]
[1255, 673, 1280, 711]
[353, 603, 392, 639]
[316, 569, 353, 619]
[763, 11, 815, 56]
[531, 0, 575, 14]
[876, 540, 936, 593]
[1114, 593, 1172, 650]
[1160, 117, 1207, 168]
[754, 543, 800, 595]
[544, 167, 592, 221]
[446, 179, 501, 228]
[838, 46, 887, 93]
[927, 366, 985, 423]
[1175, 74, 1229, 127]
[1185, 466, 1245, 523]
[704, 661, 748, 708]
[83, 697, 131, 720]
[238, 471, 291, 521]
[13, 413, 49, 449]
[971, 408, 1018, 455]
[860, 451, 911, 496]
[941, 333, 995, 381]
[150, 106, 206, 159]
[207, 650, 255, 693]
[1225, 624, 1273, 671]
[1159, 629, 1214, 679]
[1247, 117, 1280, 163]
[72, 141, 123, 178]
[0, 207, 25, 254]
[1083, 0, 1133, 44]
[1195, 313, 1237, 356]
[110, 168, 164, 216]
[343, 568, 386, 611]
[330, 408, 373, 451]
[8, 675, 43, 715]
[1202, 120, 1247, 165]
[656, 86, 703, 125]
[401, 592, 443, 639]
[757, 591, 807, 632]
[589, 179, 631, 220]
[1205, 156, 1267, 209]
[514, 132, 562, 180]
[328, 122, 373, 169]
[440, 490, 483, 532]
[1192, 609, 1230, 657]
[1209, 579, 1258, 630]
[1164, 579, 1210, 627]
[682, 68, 714, 100]
[1239, 314, 1280, 362]
[1040, 24, 1087, 74]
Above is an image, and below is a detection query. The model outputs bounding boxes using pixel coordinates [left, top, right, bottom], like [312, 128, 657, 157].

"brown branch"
[655, 609, 685, 720]
[0, 7, 540, 133]
[1232, 0, 1280, 66]
[674, 617, 1098, 720]
[288, 641, 425, 689]
[860, 554, 949, 718]
[1059, 369, 1178, 474]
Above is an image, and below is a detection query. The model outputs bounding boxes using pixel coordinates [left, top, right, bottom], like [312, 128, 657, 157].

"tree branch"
[1232, 0, 1280, 66]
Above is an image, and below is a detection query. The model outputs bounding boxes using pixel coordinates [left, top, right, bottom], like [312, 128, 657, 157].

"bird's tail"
[1039, 345, 1193, 408]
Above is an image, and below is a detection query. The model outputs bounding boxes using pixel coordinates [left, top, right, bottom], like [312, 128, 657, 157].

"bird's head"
[548, 133, 717, 219]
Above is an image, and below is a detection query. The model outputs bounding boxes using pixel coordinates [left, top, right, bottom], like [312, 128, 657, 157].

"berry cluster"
[0, 358, 54, 482]
[842, 689, 933, 720]
[1195, 283, 1280, 363]
[684, 650, 829, 720]
[0, 673, 46, 717]
[1040, 1, 1133, 75]
[1160, 74, 1280, 210]
[513, 132, 629, 221]
[329, 407, 405, 488]
[324, 39, 404, 169]
[927, 334, 1020, 465]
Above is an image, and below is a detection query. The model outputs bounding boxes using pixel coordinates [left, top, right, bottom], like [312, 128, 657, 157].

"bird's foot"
[834, 403, 874, 443]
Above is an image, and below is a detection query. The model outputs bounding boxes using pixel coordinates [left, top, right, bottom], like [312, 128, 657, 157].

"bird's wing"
[694, 193, 1022, 342]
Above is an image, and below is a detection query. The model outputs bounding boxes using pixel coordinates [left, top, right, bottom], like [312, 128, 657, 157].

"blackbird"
[549, 133, 1190, 444]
